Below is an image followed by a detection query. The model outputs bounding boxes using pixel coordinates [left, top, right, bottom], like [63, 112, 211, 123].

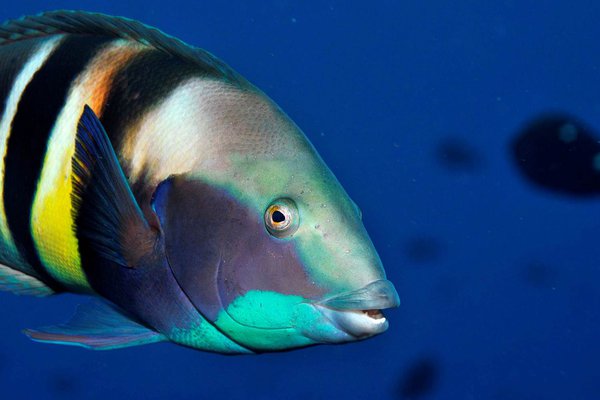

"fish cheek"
[152, 176, 225, 322]
[214, 212, 326, 331]
[152, 176, 325, 329]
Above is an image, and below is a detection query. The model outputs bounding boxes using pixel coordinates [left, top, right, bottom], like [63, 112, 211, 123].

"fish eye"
[265, 198, 299, 238]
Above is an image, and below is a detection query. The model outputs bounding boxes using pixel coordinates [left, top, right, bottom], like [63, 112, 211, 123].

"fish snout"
[314, 280, 400, 338]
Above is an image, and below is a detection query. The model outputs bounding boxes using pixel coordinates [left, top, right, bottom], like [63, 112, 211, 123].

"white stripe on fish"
[0, 35, 63, 267]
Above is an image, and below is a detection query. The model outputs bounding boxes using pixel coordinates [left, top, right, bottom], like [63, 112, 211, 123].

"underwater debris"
[436, 137, 482, 172]
[398, 356, 440, 399]
[523, 262, 558, 289]
[405, 236, 444, 264]
[512, 113, 600, 196]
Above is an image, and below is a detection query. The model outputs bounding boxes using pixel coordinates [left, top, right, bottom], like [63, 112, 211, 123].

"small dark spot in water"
[437, 137, 481, 172]
[398, 357, 440, 399]
[524, 262, 558, 288]
[511, 113, 600, 196]
[49, 373, 80, 396]
[405, 236, 443, 264]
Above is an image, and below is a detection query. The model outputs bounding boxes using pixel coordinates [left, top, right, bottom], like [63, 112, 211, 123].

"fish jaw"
[312, 280, 399, 339]
[314, 306, 389, 338]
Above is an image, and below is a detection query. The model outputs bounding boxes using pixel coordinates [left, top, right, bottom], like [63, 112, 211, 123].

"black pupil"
[272, 210, 286, 223]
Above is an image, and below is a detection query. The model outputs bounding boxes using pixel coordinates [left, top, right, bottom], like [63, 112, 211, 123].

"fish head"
[149, 84, 399, 352]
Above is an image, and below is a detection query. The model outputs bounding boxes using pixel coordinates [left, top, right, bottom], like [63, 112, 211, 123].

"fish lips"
[314, 279, 400, 339]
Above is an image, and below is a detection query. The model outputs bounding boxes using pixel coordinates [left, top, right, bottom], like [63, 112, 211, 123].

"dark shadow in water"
[48, 373, 80, 397]
[397, 356, 440, 399]
[511, 113, 600, 196]
[523, 262, 558, 289]
[436, 137, 482, 172]
[405, 236, 443, 264]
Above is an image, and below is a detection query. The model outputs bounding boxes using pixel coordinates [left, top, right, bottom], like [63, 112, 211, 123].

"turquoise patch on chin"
[226, 290, 303, 328]
[215, 290, 318, 350]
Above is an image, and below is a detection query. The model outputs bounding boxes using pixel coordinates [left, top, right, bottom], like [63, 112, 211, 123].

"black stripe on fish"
[0, 38, 46, 128]
[3, 35, 113, 290]
[100, 50, 202, 151]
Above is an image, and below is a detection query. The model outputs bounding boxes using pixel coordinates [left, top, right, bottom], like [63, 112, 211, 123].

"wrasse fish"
[0, 11, 399, 353]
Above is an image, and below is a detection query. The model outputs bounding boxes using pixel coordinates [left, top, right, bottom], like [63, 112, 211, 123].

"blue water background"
[1, 1, 599, 399]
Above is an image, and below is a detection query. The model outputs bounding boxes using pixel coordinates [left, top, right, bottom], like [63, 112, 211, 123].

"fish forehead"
[121, 77, 312, 183]
[116, 70, 384, 292]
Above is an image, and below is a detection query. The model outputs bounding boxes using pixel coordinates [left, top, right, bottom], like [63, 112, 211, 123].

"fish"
[0, 10, 399, 353]
[512, 113, 600, 196]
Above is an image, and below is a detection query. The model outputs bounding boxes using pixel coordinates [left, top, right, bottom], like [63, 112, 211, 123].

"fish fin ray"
[0, 10, 242, 84]
[72, 105, 154, 268]
[0, 263, 54, 297]
[23, 299, 165, 350]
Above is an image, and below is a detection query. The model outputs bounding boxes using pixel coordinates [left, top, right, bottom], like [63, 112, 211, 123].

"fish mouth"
[314, 279, 400, 339]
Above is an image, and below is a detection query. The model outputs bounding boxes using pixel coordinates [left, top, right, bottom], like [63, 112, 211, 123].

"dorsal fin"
[0, 10, 245, 85]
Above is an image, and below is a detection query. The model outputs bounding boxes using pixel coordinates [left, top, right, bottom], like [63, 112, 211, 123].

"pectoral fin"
[24, 300, 165, 350]
[72, 105, 157, 268]
[0, 263, 54, 297]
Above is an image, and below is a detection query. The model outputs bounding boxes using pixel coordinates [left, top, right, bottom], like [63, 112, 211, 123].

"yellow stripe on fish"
[31, 40, 146, 291]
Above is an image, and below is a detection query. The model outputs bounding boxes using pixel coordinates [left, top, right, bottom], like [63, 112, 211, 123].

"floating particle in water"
[397, 357, 440, 399]
[48, 373, 80, 396]
[511, 113, 600, 196]
[405, 236, 443, 264]
[436, 137, 482, 172]
[523, 262, 558, 289]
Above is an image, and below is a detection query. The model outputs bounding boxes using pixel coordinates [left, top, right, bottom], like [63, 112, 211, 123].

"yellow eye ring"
[264, 198, 299, 238]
